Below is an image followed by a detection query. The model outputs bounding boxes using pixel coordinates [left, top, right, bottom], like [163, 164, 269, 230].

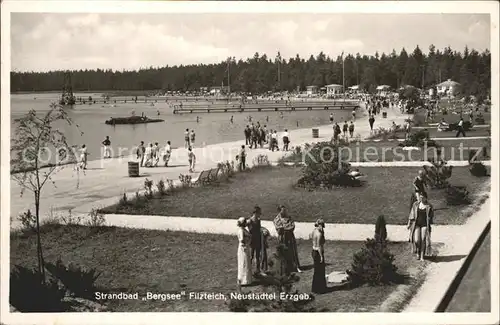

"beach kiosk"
[376, 85, 391, 97]
[348, 85, 361, 93]
[306, 85, 318, 96]
[436, 79, 460, 97]
[326, 84, 343, 97]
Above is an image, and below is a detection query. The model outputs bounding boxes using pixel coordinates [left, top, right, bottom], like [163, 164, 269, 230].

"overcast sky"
[11, 13, 491, 72]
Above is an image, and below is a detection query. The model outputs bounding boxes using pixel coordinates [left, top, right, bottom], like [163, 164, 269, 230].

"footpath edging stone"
[434, 220, 491, 312]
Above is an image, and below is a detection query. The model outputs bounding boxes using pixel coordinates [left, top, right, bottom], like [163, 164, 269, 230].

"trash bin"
[312, 128, 319, 138]
[382, 112, 387, 118]
[128, 161, 140, 177]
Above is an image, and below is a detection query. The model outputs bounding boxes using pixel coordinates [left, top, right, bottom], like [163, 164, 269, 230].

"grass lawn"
[101, 166, 489, 225]
[281, 139, 490, 163]
[420, 128, 491, 138]
[11, 225, 424, 312]
[412, 107, 491, 126]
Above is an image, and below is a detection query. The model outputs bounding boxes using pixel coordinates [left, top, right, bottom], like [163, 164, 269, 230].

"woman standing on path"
[274, 205, 302, 274]
[311, 218, 327, 294]
[237, 217, 252, 286]
[369, 115, 375, 133]
[349, 121, 355, 138]
[408, 194, 434, 261]
[188, 147, 196, 173]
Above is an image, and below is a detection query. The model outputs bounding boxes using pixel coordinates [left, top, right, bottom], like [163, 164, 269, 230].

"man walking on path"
[163, 141, 172, 167]
[190, 130, 196, 148]
[342, 121, 349, 138]
[282, 129, 290, 151]
[248, 206, 263, 274]
[251, 126, 259, 149]
[239, 145, 246, 171]
[244, 125, 251, 146]
[153, 142, 160, 167]
[102, 136, 111, 159]
[369, 115, 375, 133]
[349, 121, 355, 138]
[333, 123, 341, 143]
[184, 129, 190, 148]
[136, 141, 145, 167]
[144, 143, 153, 167]
[456, 117, 466, 137]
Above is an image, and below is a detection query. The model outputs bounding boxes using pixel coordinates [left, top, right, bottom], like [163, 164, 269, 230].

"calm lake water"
[10, 93, 357, 161]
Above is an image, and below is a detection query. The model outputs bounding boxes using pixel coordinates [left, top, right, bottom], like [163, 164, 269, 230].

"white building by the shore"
[348, 85, 361, 93]
[325, 84, 343, 96]
[436, 79, 460, 96]
[306, 85, 318, 96]
[376, 85, 391, 96]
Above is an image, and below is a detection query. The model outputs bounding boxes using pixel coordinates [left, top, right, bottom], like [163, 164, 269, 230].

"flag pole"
[342, 51, 345, 102]
[227, 58, 230, 95]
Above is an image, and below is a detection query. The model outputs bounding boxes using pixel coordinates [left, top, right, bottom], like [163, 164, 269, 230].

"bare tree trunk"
[35, 191, 46, 284]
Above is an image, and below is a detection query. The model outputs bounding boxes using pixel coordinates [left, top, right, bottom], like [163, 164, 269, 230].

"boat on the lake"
[105, 116, 164, 125]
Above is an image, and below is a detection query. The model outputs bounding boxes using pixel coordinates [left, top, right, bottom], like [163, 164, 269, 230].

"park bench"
[193, 169, 211, 186]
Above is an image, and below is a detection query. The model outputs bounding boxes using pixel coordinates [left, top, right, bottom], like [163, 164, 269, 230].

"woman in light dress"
[237, 217, 252, 286]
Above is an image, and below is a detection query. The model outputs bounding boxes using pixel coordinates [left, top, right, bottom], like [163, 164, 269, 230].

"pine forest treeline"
[11, 45, 491, 98]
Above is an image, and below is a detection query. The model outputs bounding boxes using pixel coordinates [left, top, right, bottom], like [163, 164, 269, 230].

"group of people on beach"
[243, 123, 291, 152]
[237, 205, 328, 294]
[135, 140, 174, 168]
[329, 109, 357, 142]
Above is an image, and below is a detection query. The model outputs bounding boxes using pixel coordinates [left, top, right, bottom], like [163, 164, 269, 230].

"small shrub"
[45, 258, 101, 300]
[118, 193, 128, 207]
[165, 179, 174, 191]
[179, 174, 192, 187]
[297, 141, 363, 189]
[144, 178, 154, 198]
[469, 162, 488, 177]
[346, 238, 399, 287]
[423, 161, 453, 189]
[85, 208, 106, 227]
[59, 209, 83, 226]
[17, 209, 37, 232]
[10, 265, 67, 312]
[398, 130, 439, 147]
[253, 154, 271, 167]
[156, 179, 167, 196]
[375, 215, 388, 242]
[130, 191, 146, 209]
[446, 185, 471, 206]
